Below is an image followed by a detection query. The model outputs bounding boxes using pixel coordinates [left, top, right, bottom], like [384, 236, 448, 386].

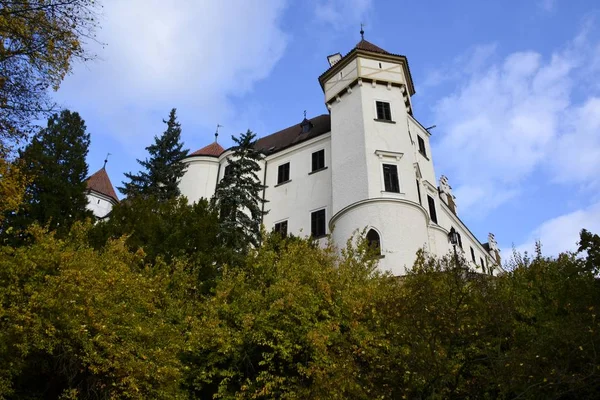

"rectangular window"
[277, 162, 290, 184]
[312, 149, 325, 172]
[480, 257, 485, 270]
[375, 101, 392, 121]
[427, 195, 438, 224]
[418, 136, 427, 157]
[274, 221, 288, 237]
[470, 247, 476, 263]
[224, 164, 233, 177]
[383, 164, 400, 193]
[311, 209, 326, 238]
[416, 179, 422, 205]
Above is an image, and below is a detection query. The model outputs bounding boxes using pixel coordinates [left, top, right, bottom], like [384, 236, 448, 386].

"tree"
[120, 108, 189, 201]
[88, 195, 224, 290]
[212, 129, 267, 251]
[4, 110, 92, 237]
[0, 146, 28, 226]
[0, 223, 190, 399]
[0, 0, 99, 143]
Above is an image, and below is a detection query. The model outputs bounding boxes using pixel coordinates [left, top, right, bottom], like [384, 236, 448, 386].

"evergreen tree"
[119, 108, 189, 201]
[212, 130, 267, 251]
[4, 110, 93, 236]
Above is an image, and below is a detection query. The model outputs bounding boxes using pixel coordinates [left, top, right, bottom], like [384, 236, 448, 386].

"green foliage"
[578, 228, 600, 274]
[0, 223, 190, 399]
[0, 0, 99, 142]
[120, 109, 189, 201]
[2, 110, 93, 239]
[89, 195, 223, 289]
[212, 129, 267, 252]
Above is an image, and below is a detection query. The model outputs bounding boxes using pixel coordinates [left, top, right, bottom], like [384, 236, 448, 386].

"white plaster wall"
[86, 193, 114, 219]
[329, 87, 369, 215]
[358, 57, 405, 85]
[331, 199, 430, 275]
[324, 59, 358, 102]
[408, 116, 436, 185]
[179, 157, 220, 203]
[262, 136, 332, 238]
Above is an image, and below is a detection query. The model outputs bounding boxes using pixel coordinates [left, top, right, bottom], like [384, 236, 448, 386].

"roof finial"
[103, 153, 111, 169]
[360, 23, 365, 40]
[215, 124, 223, 143]
[303, 110, 307, 119]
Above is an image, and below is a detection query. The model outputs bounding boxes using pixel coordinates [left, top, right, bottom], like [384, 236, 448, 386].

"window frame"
[427, 195, 438, 224]
[311, 149, 326, 172]
[277, 162, 290, 185]
[417, 135, 427, 157]
[375, 100, 393, 122]
[274, 220, 288, 237]
[382, 163, 401, 193]
[366, 228, 383, 257]
[310, 208, 327, 238]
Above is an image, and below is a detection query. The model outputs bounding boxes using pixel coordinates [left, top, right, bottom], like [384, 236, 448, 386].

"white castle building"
[178, 37, 502, 276]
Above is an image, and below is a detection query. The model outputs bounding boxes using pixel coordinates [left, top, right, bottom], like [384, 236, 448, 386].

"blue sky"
[54, 0, 600, 257]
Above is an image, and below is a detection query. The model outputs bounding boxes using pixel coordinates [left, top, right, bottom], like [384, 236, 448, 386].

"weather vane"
[360, 23, 365, 40]
[215, 124, 223, 142]
[103, 153, 111, 169]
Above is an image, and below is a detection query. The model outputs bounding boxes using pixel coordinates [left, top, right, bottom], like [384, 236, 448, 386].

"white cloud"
[538, 0, 557, 12]
[56, 0, 289, 151]
[429, 24, 600, 218]
[314, 0, 372, 29]
[508, 201, 600, 257]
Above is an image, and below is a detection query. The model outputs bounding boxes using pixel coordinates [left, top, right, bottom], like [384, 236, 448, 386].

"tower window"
[312, 149, 325, 172]
[470, 247, 476, 263]
[418, 136, 427, 157]
[311, 209, 326, 238]
[382, 164, 400, 193]
[277, 162, 290, 184]
[224, 164, 233, 177]
[366, 229, 381, 255]
[274, 220, 288, 237]
[376, 101, 392, 121]
[427, 195, 438, 224]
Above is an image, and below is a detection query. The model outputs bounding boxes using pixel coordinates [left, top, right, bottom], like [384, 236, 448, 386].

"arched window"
[366, 229, 381, 255]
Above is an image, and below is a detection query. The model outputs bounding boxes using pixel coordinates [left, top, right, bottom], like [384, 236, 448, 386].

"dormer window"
[300, 118, 313, 133]
[375, 101, 392, 121]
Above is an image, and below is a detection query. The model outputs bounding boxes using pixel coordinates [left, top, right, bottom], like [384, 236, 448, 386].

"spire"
[102, 152, 111, 169]
[215, 124, 223, 143]
[360, 23, 365, 40]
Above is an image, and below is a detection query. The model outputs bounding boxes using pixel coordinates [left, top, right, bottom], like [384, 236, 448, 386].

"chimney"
[439, 175, 457, 215]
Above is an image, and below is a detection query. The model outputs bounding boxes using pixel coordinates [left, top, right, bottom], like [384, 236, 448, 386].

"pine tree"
[120, 108, 189, 201]
[5, 110, 93, 235]
[212, 130, 267, 251]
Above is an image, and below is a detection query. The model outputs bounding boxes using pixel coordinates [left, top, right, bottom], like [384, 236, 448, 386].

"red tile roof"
[189, 142, 225, 157]
[354, 39, 389, 54]
[86, 168, 119, 203]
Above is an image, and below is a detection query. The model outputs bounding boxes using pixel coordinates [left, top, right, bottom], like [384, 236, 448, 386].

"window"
[274, 221, 288, 237]
[382, 164, 400, 193]
[366, 229, 381, 255]
[311, 209, 326, 238]
[312, 149, 325, 172]
[427, 195, 438, 223]
[416, 179, 422, 205]
[277, 162, 290, 184]
[470, 247, 476, 263]
[224, 164, 233, 177]
[417, 136, 427, 157]
[480, 257, 485, 271]
[376, 101, 392, 121]
[458, 232, 463, 249]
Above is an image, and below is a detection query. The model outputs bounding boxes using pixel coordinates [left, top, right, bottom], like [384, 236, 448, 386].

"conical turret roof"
[189, 142, 225, 157]
[86, 167, 119, 203]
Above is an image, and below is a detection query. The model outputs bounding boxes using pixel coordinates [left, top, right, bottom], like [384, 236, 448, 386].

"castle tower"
[319, 36, 437, 275]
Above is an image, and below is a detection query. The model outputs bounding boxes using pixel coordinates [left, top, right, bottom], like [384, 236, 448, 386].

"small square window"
[427, 195, 438, 224]
[382, 164, 400, 193]
[376, 101, 392, 121]
[274, 220, 288, 237]
[418, 136, 427, 157]
[312, 149, 325, 172]
[277, 162, 290, 184]
[311, 209, 326, 238]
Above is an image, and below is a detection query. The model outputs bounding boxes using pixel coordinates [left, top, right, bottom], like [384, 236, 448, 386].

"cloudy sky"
[55, 0, 600, 258]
